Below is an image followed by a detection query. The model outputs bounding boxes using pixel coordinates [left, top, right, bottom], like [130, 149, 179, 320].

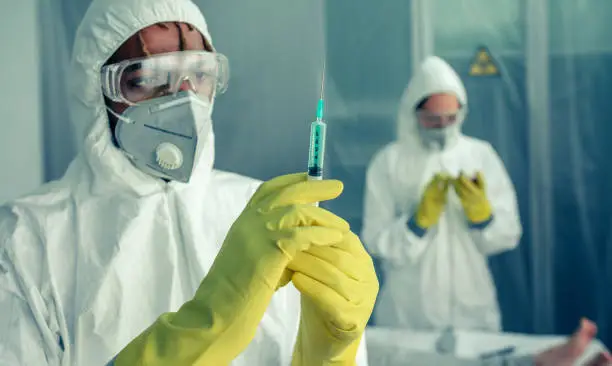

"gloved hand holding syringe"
[307, 61, 327, 206]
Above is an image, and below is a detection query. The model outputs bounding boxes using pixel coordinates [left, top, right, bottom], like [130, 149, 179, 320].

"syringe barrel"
[307, 119, 327, 178]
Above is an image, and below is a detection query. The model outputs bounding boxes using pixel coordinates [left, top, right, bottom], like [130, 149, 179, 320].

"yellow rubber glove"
[113, 173, 351, 366]
[414, 173, 451, 229]
[289, 232, 379, 365]
[453, 171, 492, 224]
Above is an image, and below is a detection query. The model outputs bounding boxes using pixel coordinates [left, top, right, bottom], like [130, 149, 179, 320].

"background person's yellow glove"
[413, 173, 451, 229]
[113, 173, 351, 366]
[289, 231, 379, 365]
[453, 171, 493, 224]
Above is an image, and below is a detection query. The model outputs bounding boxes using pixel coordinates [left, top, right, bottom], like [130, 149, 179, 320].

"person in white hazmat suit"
[0, 0, 378, 364]
[361, 56, 522, 332]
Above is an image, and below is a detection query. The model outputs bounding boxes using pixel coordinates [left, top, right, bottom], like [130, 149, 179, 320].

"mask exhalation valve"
[155, 142, 184, 170]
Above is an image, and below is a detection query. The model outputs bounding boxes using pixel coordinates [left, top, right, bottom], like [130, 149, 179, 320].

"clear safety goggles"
[416, 108, 466, 128]
[100, 50, 229, 105]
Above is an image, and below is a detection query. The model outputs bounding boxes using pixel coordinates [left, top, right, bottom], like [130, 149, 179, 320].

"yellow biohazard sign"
[469, 47, 500, 77]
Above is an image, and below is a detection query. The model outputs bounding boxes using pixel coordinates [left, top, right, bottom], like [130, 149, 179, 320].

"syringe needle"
[320, 60, 326, 101]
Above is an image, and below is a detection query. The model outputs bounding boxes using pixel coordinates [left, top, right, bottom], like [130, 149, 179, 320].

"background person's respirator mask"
[418, 124, 460, 149]
[100, 50, 229, 182]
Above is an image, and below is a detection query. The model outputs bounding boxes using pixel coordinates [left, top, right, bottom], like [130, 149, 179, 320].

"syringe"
[307, 62, 327, 206]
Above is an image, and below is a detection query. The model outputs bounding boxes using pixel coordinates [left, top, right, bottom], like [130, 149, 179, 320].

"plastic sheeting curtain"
[38, 0, 611, 346]
[428, 0, 612, 344]
[325, 0, 612, 347]
[545, 0, 612, 345]
[426, 0, 535, 335]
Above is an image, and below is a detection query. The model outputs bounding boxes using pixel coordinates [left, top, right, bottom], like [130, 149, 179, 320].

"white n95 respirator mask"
[418, 124, 460, 150]
[113, 90, 212, 183]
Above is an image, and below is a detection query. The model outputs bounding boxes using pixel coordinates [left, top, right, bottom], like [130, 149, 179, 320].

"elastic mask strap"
[182, 90, 213, 109]
[193, 96, 212, 109]
[105, 106, 134, 124]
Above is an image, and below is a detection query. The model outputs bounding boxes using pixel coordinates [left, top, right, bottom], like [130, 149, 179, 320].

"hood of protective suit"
[396, 56, 468, 151]
[69, 0, 216, 196]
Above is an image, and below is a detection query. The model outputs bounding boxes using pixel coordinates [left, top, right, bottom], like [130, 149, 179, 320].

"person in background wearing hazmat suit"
[361, 56, 521, 332]
[0, 0, 378, 364]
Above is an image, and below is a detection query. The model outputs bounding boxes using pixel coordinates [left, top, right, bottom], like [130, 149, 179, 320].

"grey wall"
[0, 0, 43, 203]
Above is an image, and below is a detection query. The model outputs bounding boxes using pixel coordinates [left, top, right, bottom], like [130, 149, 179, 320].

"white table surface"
[366, 327, 609, 365]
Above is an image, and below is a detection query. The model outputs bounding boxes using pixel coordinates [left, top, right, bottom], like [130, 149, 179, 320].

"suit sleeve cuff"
[407, 215, 427, 238]
[468, 215, 494, 230]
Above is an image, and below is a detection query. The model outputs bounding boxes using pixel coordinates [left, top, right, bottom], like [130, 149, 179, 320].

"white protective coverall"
[0, 0, 368, 364]
[361, 56, 522, 332]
